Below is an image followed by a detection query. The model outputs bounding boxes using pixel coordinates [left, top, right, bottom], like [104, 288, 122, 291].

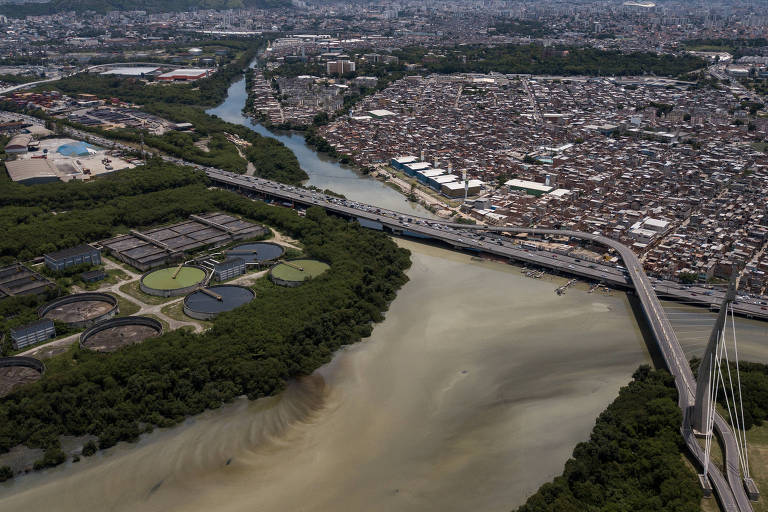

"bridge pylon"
[691, 272, 738, 435]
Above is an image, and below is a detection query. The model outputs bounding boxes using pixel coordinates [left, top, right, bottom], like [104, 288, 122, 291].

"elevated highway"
[206, 169, 754, 511]
[0, 106, 753, 507]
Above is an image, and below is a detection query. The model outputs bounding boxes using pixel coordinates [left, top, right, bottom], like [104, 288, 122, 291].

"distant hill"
[0, 0, 289, 17]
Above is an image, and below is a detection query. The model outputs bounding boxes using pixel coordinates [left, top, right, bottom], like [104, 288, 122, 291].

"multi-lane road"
[205, 169, 755, 511]
[202, 169, 768, 319]
[5, 110, 760, 510]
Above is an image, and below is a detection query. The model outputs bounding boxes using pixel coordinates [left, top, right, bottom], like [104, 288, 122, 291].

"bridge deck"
[210, 167, 752, 510]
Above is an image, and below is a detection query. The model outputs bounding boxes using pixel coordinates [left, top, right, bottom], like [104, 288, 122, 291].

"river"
[205, 68, 433, 216]
[1, 68, 766, 511]
[0, 241, 652, 512]
[2, 239, 766, 512]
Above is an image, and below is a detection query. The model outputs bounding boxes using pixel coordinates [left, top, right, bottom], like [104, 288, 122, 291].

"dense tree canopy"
[0, 161, 210, 262]
[0, 170, 412, 471]
[516, 366, 701, 512]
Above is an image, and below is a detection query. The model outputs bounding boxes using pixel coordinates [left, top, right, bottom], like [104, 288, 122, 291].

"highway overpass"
[206, 169, 756, 511]
[1, 110, 756, 509]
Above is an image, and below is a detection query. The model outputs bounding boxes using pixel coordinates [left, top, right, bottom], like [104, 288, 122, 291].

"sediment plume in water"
[2, 241, 767, 512]
[0, 373, 331, 512]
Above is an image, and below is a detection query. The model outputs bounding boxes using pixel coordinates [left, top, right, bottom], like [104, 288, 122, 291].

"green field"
[142, 267, 206, 290]
[271, 259, 330, 282]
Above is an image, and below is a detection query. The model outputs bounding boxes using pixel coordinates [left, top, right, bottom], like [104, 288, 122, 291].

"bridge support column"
[699, 474, 713, 498]
[745, 478, 760, 501]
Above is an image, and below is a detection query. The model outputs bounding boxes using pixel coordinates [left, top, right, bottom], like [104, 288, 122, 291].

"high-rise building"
[327, 60, 355, 75]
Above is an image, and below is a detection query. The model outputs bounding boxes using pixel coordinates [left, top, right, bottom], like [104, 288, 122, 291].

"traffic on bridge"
[205, 167, 757, 511]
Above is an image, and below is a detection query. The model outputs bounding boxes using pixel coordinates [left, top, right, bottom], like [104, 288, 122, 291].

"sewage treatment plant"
[0, 357, 45, 398]
[225, 242, 284, 263]
[270, 259, 330, 287]
[183, 285, 255, 320]
[140, 266, 208, 297]
[38, 292, 118, 328]
[79, 316, 163, 352]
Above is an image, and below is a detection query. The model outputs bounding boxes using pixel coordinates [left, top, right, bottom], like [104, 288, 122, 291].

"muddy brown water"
[1, 240, 766, 511]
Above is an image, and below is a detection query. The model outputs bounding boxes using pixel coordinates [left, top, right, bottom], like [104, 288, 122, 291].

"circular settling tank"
[183, 285, 255, 320]
[0, 357, 45, 398]
[140, 266, 207, 297]
[225, 242, 284, 263]
[80, 316, 162, 353]
[39, 293, 118, 328]
[270, 259, 330, 287]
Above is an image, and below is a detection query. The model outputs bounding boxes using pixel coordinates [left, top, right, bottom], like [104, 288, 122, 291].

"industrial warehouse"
[101, 213, 268, 271]
[390, 155, 484, 198]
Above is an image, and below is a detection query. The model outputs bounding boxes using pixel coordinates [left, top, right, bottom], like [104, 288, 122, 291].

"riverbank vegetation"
[32, 41, 307, 184]
[519, 359, 768, 512]
[45, 39, 257, 108]
[515, 366, 702, 512]
[0, 163, 412, 476]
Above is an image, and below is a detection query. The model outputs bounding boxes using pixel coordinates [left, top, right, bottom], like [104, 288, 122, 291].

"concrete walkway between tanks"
[100, 258, 204, 333]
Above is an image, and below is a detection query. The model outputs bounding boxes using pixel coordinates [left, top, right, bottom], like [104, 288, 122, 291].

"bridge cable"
[720, 313, 748, 477]
[716, 331, 747, 478]
[731, 305, 750, 479]
[705, 328, 727, 479]
[704, 352, 716, 477]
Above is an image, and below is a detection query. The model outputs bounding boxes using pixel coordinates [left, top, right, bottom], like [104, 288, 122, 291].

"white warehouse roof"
[404, 162, 432, 171]
[419, 169, 446, 178]
[443, 180, 483, 190]
[505, 178, 554, 193]
[368, 109, 396, 117]
[100, 67, 159, 76]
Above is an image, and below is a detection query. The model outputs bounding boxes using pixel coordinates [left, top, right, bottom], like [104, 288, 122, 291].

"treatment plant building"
[10, 319, 55, 350]
[44, 244, 101, 272]
[102, 213, 267, 271]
